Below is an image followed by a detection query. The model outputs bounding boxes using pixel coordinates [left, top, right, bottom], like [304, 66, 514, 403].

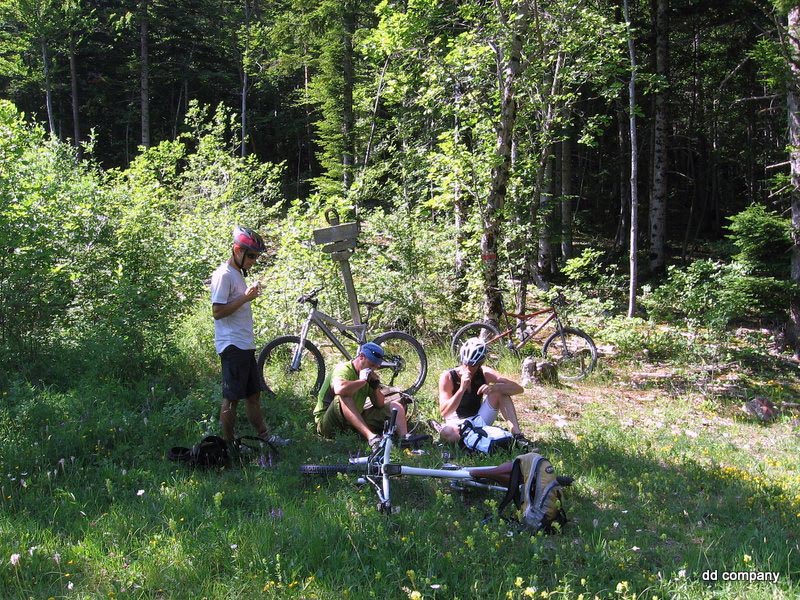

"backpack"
[498, 452, 571, 533]
[168, 435, 230, 469]
[459, 419, 515, 455]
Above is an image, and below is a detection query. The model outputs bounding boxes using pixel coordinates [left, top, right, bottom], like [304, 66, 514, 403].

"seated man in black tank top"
[434, 337, 530, 445]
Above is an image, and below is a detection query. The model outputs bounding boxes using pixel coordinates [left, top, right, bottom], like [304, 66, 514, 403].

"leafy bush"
[726, 203, 791, 279]
[641, 260, 790, 331]
[601, 316, 693, 362]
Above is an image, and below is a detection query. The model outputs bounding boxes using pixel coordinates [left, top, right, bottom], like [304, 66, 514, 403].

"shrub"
[726, 203, 791, 279]
[641, 260, 790, 331]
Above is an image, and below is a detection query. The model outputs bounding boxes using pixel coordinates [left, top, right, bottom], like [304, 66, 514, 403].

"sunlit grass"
[1, 340, 799, 598]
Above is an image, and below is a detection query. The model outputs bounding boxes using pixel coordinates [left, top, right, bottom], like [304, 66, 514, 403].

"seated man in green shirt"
[314, 342, 428, 448]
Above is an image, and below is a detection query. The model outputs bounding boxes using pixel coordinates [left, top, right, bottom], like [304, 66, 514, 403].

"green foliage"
[601, 316, 693, 362]
[725, 203, 791, 279]
[641, 260, 791, 332]
[0, 100, 285, 382]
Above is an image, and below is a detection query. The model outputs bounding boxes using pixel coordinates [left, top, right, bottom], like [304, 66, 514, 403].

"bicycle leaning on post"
[258, 286, 428, 400]
[450, 291, 598, 381]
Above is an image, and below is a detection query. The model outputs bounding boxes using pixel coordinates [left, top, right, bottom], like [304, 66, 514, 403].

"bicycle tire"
[257, 335, 325, 399]
[542, 327, 597, 381]
[299, 463, 368, 476]
[371, 331, 428, 395]
[450, 322, 515, 364]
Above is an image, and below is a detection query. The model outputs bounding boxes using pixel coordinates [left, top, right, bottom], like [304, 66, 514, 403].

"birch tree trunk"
[482, 0, 531, 323]
[561, 134, 573, 261]
[624, 0, 639, 317]
[649, 0, 669, 272]
[787, 6, 800, 357]
[69, 37, 81, 155]
[341, 3, 356, 192]
[41, 40, 56, 136]
[140, 0, 150, 149]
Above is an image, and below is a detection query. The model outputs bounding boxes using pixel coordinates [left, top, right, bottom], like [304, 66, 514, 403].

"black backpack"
[168, 435, 230, 468]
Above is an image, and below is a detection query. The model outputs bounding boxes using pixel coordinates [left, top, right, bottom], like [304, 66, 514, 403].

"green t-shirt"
[314, 361, 371, 421]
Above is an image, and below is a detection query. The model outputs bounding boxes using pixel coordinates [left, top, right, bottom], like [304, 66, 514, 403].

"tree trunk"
[537, 150, 554, 278]
[482, 0, 531, 323]
[787, 6, 800, 358]
[68, 36, 81, 156]
[140, 0, 150, 149]
[241, 0, 250, 158]
[624, 0, 639, 318]
[341, 4, 356, 192]
[41, 40, 56, 136]
[649, 0, 669, 273]
[561, 134, 573, 261]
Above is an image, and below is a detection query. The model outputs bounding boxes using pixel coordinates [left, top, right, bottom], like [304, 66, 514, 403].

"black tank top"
[449, 368, 487, 418]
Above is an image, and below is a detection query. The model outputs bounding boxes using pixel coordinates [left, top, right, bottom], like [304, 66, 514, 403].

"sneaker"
[260, 434, 292, 447]
[427, 419, 444, 434]
[512, 433, 538, 451]
[400, 433, 432, 449]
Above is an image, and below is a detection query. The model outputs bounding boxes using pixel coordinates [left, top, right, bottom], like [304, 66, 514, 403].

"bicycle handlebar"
[297, 287, 324, 304]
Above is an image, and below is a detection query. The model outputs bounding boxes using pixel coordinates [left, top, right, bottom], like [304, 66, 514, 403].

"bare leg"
[439, 425, 461, 444]
[339, 395, 378, 441]
[487, 393, 522, 435]
[387, 400, 408, 436]
[220, 398, 238, 443]
[244, 392, 269, 438]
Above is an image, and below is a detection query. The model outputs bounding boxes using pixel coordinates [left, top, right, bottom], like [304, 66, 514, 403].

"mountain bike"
[258, 287, 427, 400]
[450, 292, 597, 381]
[300, 409, 573, 514]
[299, 409, 557, 514]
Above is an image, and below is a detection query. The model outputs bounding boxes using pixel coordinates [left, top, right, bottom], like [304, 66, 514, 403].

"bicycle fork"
[290, 317, 313, 371]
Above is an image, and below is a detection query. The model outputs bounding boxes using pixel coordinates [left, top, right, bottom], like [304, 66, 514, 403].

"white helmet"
[459, 337, 487, 366]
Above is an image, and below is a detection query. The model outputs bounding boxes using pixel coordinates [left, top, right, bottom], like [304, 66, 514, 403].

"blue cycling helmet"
[359, 342, 385, 364]
[459, 337, 487, 366]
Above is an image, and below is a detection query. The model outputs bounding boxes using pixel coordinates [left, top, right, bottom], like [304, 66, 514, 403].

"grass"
[1, 334, 799, 599]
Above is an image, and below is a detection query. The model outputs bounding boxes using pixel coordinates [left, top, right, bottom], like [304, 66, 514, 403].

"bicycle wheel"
[299, 463, 368, 476]
[371, 331, 428, 395]
[257, 335, 325, 399]
[542, 327, 597, 381]
[450, 322, 514, 364]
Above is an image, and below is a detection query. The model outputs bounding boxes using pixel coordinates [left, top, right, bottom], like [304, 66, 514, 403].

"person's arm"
[479, 367, 524, 396]
[332, 375, 368, 397]
[212, 283, 260, 320]
[438, 369, 469, 419]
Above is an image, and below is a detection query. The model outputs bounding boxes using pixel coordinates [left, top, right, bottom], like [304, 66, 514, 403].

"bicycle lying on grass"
[258, 287, 427, 400]
[450, 292, 597, 381]
[300, 409, 573, 515]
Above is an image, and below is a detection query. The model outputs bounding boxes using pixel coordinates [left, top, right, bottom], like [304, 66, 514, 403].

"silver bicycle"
[258, 287, 427, 400]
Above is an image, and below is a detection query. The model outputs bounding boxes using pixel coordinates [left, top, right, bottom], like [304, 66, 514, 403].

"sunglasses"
[245, 252, 260, 260]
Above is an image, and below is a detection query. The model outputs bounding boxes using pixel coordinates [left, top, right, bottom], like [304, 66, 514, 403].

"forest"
[1, 0, 799, 598]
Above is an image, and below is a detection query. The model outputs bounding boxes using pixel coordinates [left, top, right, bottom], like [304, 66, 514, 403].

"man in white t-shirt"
[211, 226, 284, 446]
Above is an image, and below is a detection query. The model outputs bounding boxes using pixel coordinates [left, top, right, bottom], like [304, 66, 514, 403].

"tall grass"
[1, 340, 798, 599]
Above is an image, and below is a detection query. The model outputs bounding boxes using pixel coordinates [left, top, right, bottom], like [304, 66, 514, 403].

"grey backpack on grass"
[498, 452, 572, 533]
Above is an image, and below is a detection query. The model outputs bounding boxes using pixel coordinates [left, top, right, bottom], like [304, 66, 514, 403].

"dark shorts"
[220, 345, 261, 401]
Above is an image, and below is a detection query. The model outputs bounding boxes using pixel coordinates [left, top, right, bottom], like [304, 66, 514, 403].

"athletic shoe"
[400, 433, 431, 449]
[512, 433, 538, 451]
[260, 434, 291, 447]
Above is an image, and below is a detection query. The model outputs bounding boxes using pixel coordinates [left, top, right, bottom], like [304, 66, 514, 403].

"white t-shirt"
[210, 262, 255, 354]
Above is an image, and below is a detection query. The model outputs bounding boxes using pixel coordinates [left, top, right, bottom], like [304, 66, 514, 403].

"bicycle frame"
[290, 304, 367, 371]
[488, 305, 559, 352]
[352, 410, 508, 513]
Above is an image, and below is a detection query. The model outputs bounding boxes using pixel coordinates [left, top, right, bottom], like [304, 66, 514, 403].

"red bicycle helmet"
[232, 226, 266, 253]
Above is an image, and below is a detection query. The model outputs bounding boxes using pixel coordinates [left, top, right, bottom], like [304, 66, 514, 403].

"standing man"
[314, 342, 429, 448]
[432, 337, 532, 446]
[211, 226, 285, 446]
